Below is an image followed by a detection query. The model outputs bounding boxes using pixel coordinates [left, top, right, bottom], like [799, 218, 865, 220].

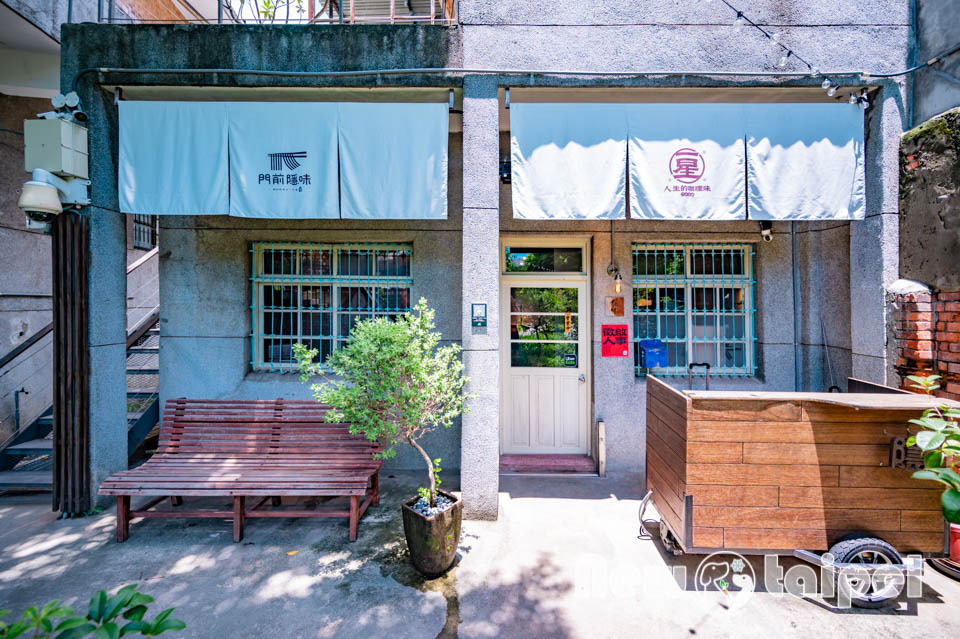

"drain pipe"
[791, 222, 802, 391]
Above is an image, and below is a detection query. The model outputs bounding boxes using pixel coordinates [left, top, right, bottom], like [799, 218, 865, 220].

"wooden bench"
[98, 398, 381, 543]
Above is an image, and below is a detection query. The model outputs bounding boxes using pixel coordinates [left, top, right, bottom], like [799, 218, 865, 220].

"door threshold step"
[499, 454, 596, 474]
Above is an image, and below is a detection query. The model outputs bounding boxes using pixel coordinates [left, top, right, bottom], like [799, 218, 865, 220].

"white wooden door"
[500, 279, 589, 454]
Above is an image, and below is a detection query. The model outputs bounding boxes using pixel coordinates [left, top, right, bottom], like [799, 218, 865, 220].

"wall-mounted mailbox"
[639, 339, 668, 370]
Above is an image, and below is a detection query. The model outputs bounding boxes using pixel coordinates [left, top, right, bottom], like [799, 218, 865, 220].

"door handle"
[578, 374, 585, 383]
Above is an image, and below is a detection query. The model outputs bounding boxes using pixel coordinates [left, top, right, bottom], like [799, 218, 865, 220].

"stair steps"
[0, 320, 161, 494]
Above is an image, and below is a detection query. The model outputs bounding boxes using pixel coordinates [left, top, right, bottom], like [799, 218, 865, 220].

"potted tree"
[294, 299, 473, 577]
[905, 374, 960, 579]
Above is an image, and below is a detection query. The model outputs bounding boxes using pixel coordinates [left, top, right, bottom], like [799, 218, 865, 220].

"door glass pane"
[510, 287, 577, 313]
[511, 343, 578, 368]
[511, 315, 578, 341]
[505, 247, 582, 273]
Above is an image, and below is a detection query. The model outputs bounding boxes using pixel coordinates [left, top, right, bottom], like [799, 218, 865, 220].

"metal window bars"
[132, 214, 157, 250]
[632, 243, 757, 378]
[250, 241, 413, 372]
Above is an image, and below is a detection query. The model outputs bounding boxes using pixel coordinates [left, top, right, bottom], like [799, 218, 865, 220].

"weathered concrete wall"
[3, 0, 98, 44]
[0, 93, 55, 441]
[899, 107, 960, 290]
[157, 129, 464, 471]
[914, 0, 960, 125]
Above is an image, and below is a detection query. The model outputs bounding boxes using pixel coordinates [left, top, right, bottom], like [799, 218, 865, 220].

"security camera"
[758, 220, 773, 243]
[18, 168, 90, 224]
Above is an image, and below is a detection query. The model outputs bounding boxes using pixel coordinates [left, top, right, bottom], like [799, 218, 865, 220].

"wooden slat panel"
[694, 506, 901, 531]
[647, 395, 687, 443]
[688, 398, 801, 422]
[685, 485, 779, 507]
[743, 443, 889, 466]
[723, 528, 944, 553]
[687, 421, 908, 444]
[838, 466, 931, 489]
[688, 464, 838, 487]
[647, 376, 688, 420]
[649, 476, 684, 542]
[648, 430, 684, 473]
[647, 413, 686, 461]
[647, 445, 685, 498]
[780, 486, 942, 510]
[802, 403, 926, 423]
[871, 531, 945, 553]
[723, 527, 829, 550]
[688, 442, 742, 463]
[900, 510, 945, 532]
[692, 527, 723, 548]
[647, 462, 684, 518]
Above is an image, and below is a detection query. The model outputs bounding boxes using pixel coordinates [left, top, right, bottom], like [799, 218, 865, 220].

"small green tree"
[906, 374, 960, 524]
[294, 299, 473, 507]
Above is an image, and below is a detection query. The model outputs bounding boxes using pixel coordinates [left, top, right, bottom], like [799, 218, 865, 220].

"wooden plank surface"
[693, 506, 901, 531]
[687, 421, 908, 444]
[687, 442, 742, 463]
[687, 463, 838, 487]
[742, 443, 889, 466]
[780, 486, 942, 510]
[684, 485, 779, 507]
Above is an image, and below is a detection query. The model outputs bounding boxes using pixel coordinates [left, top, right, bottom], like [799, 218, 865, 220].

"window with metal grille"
[632, 243, 756, 377]
[251, 242, 413, 372]
[133, 214, 157, 249]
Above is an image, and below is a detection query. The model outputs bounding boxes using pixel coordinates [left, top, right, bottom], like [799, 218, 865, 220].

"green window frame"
[632, 243, 756, 378]
[251, 241, 413, 372]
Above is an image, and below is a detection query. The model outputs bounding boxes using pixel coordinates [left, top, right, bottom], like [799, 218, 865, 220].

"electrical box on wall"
[24, 119, 89, 179]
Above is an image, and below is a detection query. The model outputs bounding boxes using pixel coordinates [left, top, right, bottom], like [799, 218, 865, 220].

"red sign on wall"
[601, 324, 629, 357]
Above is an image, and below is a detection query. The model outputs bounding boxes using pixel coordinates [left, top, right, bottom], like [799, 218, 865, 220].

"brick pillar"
[894, 290, 960, 400]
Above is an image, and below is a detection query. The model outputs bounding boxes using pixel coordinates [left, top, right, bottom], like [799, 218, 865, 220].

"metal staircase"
[0, 316, 160, 493]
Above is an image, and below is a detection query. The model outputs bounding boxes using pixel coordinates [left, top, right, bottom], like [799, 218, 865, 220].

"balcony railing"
[95, 0, 456, 26]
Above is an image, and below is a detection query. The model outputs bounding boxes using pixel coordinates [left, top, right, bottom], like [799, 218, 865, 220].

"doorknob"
[578, 374, 585, 383]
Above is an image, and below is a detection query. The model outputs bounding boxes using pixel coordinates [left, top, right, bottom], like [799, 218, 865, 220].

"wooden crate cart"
[644, 375, 957, 607]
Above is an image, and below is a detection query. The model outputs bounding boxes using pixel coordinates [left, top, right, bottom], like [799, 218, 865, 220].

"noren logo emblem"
[669, 148, 705, 184]
[268, 151, 307, 171]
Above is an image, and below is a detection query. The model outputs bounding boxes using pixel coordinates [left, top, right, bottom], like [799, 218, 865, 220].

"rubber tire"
[828, 535, 903, 609]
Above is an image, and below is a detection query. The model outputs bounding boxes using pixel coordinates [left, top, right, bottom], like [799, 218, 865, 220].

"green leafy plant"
[0, 585, 185, 639]
[295, 299, 474, 507]
[906, 374, 960, 523]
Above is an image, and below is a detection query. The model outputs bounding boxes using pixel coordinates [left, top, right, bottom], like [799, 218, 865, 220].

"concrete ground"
[1, 473, 959, 638]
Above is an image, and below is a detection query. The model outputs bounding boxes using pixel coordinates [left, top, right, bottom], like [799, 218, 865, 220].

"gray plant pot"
[401, 490, 462, 578]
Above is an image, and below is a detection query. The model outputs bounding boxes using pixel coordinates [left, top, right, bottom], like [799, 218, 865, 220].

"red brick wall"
[895, 290, 960, 400]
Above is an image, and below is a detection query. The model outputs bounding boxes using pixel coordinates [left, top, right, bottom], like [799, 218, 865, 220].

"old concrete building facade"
[54, 1, 941, 519]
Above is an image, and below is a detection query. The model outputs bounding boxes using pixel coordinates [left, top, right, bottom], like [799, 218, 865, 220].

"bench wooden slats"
[99, 398, 381, 543]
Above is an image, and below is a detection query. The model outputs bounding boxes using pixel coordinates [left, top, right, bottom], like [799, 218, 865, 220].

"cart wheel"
[828, 535, 903, 608]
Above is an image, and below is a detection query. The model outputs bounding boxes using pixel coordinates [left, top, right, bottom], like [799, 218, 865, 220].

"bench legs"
[371, 472, 380, 507]
[171, 496, 183, 507]
[349, 496, 359, 542]
[116, 496, 130, 543]
[271, 496, 282, 507]
[233, 496, 245, 543]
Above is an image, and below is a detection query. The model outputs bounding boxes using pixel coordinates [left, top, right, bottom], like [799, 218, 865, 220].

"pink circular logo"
[669, 148, 705, 184]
